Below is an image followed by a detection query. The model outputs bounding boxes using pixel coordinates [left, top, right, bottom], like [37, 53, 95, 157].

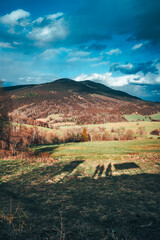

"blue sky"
[0, 0, 160, 101]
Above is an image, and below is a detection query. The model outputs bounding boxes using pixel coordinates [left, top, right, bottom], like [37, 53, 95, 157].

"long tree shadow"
[0, 161, 22, 178]
[62, 161, 84, 172]
[34, 144, 59, 155]
[16, 160, 84, 185]
[0, 173, 160, 240]
[57, 160, 84, 183]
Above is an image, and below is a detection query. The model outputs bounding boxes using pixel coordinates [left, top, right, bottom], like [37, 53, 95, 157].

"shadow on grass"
[114, 162, 140, 170]
[2, 159, 85, 186]
[105, 162, 112, 176]
[62, 160, 84, 172]
[92, 163, 113, 178]
[92, 164, 105, 178]
[92, 164, 100, 177]
[0, 165, 160, 240]
[0, 161, 22, 179]
[33, 144, 59, 156]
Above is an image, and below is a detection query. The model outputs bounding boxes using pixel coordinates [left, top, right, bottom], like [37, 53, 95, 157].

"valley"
[0, 79, 160, 240]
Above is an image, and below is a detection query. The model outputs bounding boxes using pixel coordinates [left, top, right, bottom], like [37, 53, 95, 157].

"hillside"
[5, 78, 160, 127]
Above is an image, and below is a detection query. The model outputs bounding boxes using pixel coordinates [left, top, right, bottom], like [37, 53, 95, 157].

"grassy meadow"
[124, 112, 160, 122]
[0, 135, 160, 239]
[52, 121, 160, 140]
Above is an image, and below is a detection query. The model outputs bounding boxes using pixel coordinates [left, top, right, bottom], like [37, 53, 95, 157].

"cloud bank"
[0, 9, 30, 26]
[110, 62, 159, 75]
[0, 9, 69, 47]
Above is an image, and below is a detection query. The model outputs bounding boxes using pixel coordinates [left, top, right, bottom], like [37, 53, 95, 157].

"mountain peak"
[6, 77, 160, 125]
[54, 78, 75, 83]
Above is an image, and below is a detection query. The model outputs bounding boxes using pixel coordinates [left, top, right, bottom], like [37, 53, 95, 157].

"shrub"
[111, 128, 115, 133]
[60, 128, 82, 143]
[150, 129, 160, 136]
[81, 128, 90, 142]
[115, 127, 125, 140]
[124, 129, 135, 140]
[102, 131, 113, 141]
[92, 133, 102, 141]
[137, 126, 146, 136]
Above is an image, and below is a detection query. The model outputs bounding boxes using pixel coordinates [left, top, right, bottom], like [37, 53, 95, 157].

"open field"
[33, 139, 160, 159]
[59, 120, 160, 130]
[56, 121, 160, 141]
[14, 121, 160, 140]
[0, 139, 160, 240]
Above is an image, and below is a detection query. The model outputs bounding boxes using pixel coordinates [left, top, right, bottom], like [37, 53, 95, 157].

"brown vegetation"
[5, 79, 160, 127]
[0, 84, 12, 149]
[1, 79, 159, 157]
[81, 128, 90, 141]
[150, 129, 160, 135]
[136, 126, 147, 136]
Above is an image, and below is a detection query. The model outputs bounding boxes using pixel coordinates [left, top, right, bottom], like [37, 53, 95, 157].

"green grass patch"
[151, 112, 160, 120]
[124, 112, 160, 122]
[124, 113, 151, 121]
[36, 139, 160, 157]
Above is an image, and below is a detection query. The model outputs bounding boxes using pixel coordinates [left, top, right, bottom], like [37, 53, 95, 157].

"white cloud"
[18, 73, 58, 84]
[0, 10, 68, 46]
[67, 50, 101, 62]
[0, 9, 30, 26]
[74, 72, 153, 87]
[105, 48, 122, 55]
[81, 57, 100, 62]
[33, 17, 44, 24]
[132, 41, 149, 50]
[120, 63, 133, 69]
[27, 16, 68, 45]
[0, 42, 14, 48]
[67, 57, 80, 62]
[39, 49, 61, 59]
[75, 72, 131, 86]
[110, 63, 134, 74]
[67, 57, 101, 62]
[68, 50, 91, 57]
[109, 75, 133, 87]
[91, 61, 109, 67]
[75, 58, 160, 87]
[47, 12, 63, 20]
[142, 72, 160, 84]
[13, 41, 22, 45]
[39, 47, 69, 59]
[132, 43, 143, 50]
[75, 72, 112, 82]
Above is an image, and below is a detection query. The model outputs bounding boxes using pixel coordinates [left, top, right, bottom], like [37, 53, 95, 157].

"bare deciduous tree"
[0, 81, 11, 149]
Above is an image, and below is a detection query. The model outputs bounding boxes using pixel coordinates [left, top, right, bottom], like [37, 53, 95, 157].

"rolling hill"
[5, 78, 160, 127]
